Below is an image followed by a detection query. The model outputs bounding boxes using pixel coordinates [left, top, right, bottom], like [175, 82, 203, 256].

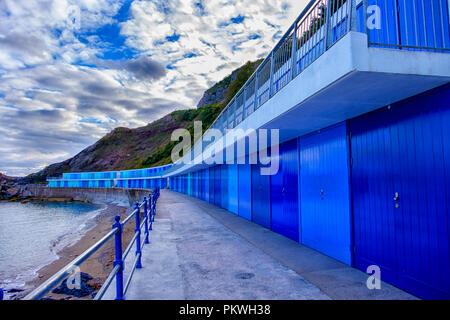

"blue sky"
[0, 0, 308, 176]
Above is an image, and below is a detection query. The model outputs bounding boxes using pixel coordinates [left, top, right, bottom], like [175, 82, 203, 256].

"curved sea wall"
[24, 186, 152, 207]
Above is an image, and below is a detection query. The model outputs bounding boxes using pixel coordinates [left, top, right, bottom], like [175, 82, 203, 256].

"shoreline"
[14, 202, 136, 300]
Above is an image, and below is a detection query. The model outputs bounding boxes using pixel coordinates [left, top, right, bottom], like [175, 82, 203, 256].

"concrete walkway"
[103, 190, 416, 300]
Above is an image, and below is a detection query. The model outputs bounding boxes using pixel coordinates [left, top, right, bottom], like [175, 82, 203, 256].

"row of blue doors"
[169, 84, 450, 299]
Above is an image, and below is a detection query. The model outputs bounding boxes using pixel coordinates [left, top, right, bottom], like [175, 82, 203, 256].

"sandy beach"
[15, 202, 139, 300]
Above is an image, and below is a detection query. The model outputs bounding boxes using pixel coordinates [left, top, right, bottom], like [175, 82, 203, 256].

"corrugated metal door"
[351, 84, 450, 299]
[228, 164, 239, 214]
[271, 139, 300, 241]
[251, 163, 271, 229]
[238, 164, 252, 221]
[300, 122, 352, 265]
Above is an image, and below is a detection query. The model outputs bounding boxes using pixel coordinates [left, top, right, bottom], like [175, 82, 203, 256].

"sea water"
[0, 201, 103, 296]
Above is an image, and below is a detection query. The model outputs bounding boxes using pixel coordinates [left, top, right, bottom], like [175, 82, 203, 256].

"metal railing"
[208, 0, 352, 130]
[364, 0, 450, 52]
[23, 188, 161, 300]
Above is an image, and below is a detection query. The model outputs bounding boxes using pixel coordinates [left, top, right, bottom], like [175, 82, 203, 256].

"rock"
[6, 187, 19, 197]
[7, 288, 24, 293]
[87, 278, 104, 291]
[51, 272, 95, 298]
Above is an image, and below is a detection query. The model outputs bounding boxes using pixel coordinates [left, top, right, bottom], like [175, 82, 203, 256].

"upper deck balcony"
[55, 164, 173, 182]
[166, 0, 450, 176]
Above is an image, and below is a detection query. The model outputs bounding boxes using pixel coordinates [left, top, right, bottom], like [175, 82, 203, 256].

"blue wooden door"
[238, 164, 252, 221]
[251, 163, 271, 229]
[209, 167, 215, 204]
[300, 122, 352, 265]
[351, 84, 450, 299]
[271, 139, 300, 241]
[220, 165, 229, 210]
[214, 166, 221, 207]
[228, 164, 239, 214]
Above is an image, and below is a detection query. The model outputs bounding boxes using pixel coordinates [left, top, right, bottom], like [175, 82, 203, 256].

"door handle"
[393, 192, 400, 201]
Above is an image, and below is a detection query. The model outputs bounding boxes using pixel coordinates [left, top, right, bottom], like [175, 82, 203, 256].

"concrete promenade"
[103, 190, 416, 300]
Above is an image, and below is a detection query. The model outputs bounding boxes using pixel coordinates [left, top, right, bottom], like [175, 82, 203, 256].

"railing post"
[149, 194, 153, 229]
[113, 216, 124, 300]
[243, 84, 248, 120]
[152, 193, 156, 222]
[269, 51, 275, 98]
[291, 21, 298, 80]
[134, 202, 142, 269]
[0, 288, 4, 300]
[347, 0, 353, 33]
[324, 0, 332, 50]
[143, 197, 149, 244]
[254, 70, 259, 110]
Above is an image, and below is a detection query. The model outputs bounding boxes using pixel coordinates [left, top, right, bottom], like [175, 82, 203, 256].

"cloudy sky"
[0, 0, 308, 176]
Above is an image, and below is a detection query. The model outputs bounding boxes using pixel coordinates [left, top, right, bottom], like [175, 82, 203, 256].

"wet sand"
[16, 203, 138, 300]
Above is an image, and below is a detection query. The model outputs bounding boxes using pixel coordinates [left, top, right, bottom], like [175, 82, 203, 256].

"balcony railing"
[206, 0, 352, 134]
[361, 0, 450, 52]
[23, 188, 160, 300]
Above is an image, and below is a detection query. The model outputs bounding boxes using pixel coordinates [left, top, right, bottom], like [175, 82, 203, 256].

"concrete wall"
[27, 186, 152, 207]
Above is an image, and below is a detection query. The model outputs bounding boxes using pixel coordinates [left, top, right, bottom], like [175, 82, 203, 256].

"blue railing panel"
[368, 0, 450, 51]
